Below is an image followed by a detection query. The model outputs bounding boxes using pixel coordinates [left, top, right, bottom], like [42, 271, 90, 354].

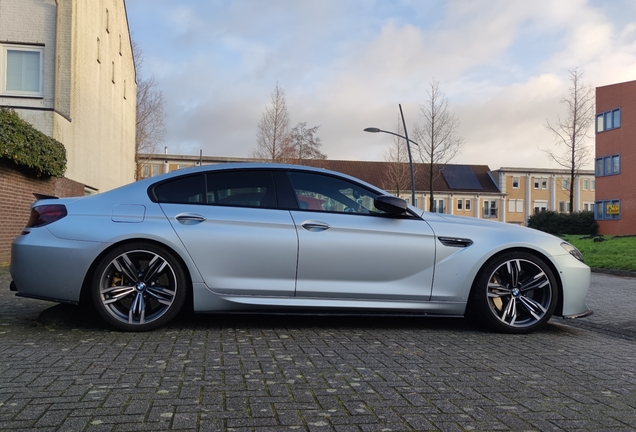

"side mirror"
[374, 195, 408, 215]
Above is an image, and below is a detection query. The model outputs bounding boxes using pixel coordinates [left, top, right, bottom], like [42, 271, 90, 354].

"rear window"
[153, 175, 205, 204]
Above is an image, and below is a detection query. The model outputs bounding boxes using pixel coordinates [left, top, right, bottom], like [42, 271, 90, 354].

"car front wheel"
[471, 251, 558, 334]
[91, 243, 187, 331]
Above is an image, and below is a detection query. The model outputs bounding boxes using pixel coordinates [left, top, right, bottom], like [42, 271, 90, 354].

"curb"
[591, 268, 636, 279]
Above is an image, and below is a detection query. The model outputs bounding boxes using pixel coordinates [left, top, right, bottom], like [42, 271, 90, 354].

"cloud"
[126, 0, 636, 170]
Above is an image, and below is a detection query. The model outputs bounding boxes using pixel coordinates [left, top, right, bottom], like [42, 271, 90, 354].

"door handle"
[175, 213, 206, 225]
[301, 220, 330, 232]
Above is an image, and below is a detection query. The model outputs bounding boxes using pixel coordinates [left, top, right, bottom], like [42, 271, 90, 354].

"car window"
[153, 175, 205, 204]
[206, 170, 277, 208]
[287, 171, 385, 215]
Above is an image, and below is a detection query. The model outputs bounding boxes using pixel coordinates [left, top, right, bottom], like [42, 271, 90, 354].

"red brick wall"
[0, 161, 84, 265]
[596, 80, 636, 235]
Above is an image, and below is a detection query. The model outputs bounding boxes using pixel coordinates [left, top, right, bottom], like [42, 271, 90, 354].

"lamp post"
[364, 104, 420, 205]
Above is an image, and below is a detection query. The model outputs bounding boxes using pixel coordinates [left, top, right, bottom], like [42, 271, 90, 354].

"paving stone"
[1, 268, 636, 431]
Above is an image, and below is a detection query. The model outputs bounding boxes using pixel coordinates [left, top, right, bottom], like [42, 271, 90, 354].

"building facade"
[595, 80, 636, 235]
[491, 168, 596, 225]
[0, 0, 136, 193]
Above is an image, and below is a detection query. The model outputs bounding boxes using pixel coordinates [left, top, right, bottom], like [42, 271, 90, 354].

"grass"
[561, 234, 636, 272]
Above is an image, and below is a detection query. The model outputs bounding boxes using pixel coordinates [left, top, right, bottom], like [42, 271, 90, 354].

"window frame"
[595, 154, 620, 177]
[457, 199, 463, 211]
[512, 177, 520, 189]
[1, 44, 45, 97]
[595, 199, 620, 220]
[465, 199, 471, 211]
[482, 200, 497, 218]
[596, 108, 621, 133]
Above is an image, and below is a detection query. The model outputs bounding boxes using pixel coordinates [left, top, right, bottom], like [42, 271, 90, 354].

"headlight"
[561, 242, 584, 263]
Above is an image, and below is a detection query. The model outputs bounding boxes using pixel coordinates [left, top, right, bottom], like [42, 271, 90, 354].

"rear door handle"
[301, 220, 330, 232]
[175, 213, 206, 225]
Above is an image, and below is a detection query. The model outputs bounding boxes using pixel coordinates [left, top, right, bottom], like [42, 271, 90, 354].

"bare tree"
[544, 68, 594, 213]
[251, 83, 293, 162]
[413, 79, 463, 212]
[289, 122, 326, 163]
[383, 117, 412, 197]
[132, 40, 167, 180]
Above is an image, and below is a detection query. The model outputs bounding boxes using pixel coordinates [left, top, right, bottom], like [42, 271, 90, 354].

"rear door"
[155, 169, 298, 296]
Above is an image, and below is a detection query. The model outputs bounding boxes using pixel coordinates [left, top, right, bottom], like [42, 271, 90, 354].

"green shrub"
[0, 107, 66, 177]
[527, 210, 598, 236]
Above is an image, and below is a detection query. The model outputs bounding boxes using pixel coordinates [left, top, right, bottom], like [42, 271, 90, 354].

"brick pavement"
[1, 266, 635, 431]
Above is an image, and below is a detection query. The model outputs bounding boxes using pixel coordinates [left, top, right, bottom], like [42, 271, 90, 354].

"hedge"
[527, 210, 598, 236]
[0, 107, 66, 177]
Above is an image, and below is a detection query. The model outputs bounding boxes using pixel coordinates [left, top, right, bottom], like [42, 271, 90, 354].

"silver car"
[10, 163, 592, 333]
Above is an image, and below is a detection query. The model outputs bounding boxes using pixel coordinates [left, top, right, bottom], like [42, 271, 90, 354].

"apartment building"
[491, 168, 596, 225]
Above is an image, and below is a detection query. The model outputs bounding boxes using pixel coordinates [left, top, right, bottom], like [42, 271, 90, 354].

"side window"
[287, 171, 384, 215]
[153, 175, 205, 204]
[206, 170, 277, 208]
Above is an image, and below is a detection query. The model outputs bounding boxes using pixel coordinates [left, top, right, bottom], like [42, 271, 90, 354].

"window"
[151, 164, 160, 176]
[533, 201, 548, 213]
[2, 45, 44, 96]
[457, 199, 463, 211]
[509, 199, 524, 213]
[413, 198, 418, 208]
[288, 171, 384, 215]
[154, 175, 205, 204]
[431, 199, 445, 213]
[595, 155, 620, 176]
[465, 199, 471, 211]
[596, 108, 621, 133]
[512, 177, 520, 189]
[207, 171, 277, 208]
[562, 178, 569, 190]
[583, 202, 594, 211]
[591, 180, 595, 190]
[141, 164, 150, 178]
[558, 201, 571, 213]
[583, 179, 589, 190]
[535, 177, 548, 189]
[483, 200, 497, 218]
[595, 199, 620, 220]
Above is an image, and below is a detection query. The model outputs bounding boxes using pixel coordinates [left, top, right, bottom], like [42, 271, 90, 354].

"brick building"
[595, 79, 636, 235]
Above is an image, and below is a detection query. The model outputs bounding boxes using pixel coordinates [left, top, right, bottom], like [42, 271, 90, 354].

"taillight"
[26, 205, 68, 228]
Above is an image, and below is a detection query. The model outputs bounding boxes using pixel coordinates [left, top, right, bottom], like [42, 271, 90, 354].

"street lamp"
[364, 104, 420, 205]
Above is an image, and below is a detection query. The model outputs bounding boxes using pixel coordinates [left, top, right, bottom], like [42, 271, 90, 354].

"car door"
[155, 169, 298, 296]
[286, 171, 436, 301]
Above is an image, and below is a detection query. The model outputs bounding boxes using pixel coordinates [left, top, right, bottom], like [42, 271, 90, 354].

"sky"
[125, 0, 636, 170]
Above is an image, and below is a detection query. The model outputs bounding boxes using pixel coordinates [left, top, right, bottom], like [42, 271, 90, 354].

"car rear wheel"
[471, 251, 558, 334]
[92, 243, 187, 331]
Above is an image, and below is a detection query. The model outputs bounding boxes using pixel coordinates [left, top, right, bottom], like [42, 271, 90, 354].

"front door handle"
[301, 220, 331, 232]
[175, 213, 206, 225]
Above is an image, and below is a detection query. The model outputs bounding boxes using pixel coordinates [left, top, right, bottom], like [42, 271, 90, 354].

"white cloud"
[126, 0, 636, 171]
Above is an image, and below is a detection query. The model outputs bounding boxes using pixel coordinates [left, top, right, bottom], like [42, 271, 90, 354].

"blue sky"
[125, 0, 636, 169]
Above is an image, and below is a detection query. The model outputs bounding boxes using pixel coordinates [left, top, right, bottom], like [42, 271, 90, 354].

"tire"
[91, 242, 187, 331]
[470, 251, 558, 334]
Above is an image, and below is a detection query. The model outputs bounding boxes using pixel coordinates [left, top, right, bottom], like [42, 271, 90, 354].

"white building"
[0, 0, 136, 193]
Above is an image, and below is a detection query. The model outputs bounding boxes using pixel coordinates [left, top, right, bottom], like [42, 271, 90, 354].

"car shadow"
[37, 302, 578, 337]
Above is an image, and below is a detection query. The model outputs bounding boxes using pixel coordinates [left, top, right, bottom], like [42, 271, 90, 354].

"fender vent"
[438, 237, 473, 248]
